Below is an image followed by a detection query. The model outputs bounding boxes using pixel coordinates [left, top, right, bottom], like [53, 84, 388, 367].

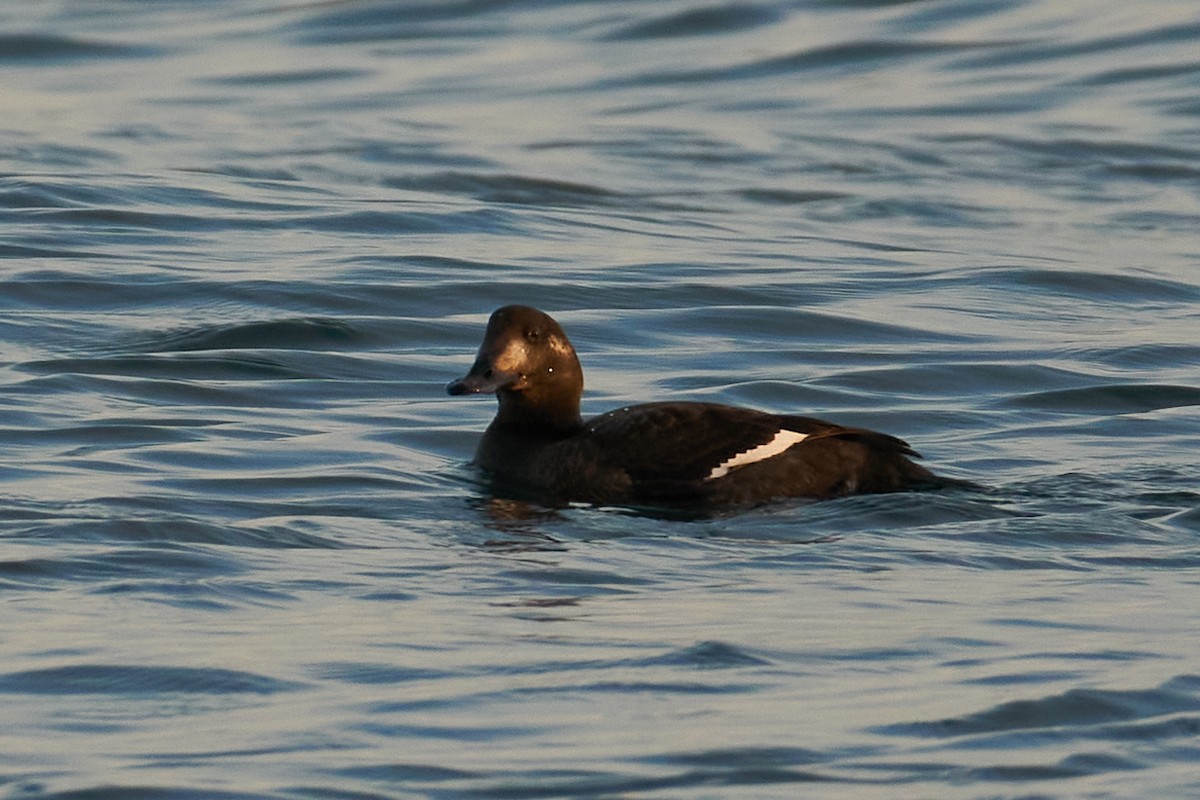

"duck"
[447, 305, 960, 508]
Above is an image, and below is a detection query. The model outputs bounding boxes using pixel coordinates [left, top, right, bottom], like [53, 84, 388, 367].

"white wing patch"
[706, 429, 809, 480]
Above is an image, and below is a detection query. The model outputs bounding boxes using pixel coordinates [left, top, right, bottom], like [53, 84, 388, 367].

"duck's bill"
[446, 361, 519, 395]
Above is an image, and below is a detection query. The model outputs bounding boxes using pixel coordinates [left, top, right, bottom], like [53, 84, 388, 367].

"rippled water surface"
[3, 1, 1199, 797]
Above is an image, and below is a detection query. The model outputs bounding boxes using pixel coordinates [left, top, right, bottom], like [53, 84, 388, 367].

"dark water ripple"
[0, 664, 302, 696]
[881, 674, 1200, 738]
[0, 33, 160, 63]
[3, 0, 1200, 798]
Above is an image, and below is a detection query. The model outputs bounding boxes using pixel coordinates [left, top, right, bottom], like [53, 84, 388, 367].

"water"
[2, 0, 1199, 797]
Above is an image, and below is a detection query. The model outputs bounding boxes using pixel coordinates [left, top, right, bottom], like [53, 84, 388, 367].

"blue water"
[2, 1, 1199, 797]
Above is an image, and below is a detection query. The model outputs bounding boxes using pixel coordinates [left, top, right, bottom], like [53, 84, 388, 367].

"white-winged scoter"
[447, 305, 959, 507]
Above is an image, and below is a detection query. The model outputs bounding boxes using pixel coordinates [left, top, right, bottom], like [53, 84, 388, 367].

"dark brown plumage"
[447, 305, 961, 508]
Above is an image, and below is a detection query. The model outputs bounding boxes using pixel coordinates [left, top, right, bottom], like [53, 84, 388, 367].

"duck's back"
[475, 401, 943, 507]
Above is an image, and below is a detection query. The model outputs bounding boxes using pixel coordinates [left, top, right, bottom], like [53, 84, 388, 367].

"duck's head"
[447, 305, 584, 431]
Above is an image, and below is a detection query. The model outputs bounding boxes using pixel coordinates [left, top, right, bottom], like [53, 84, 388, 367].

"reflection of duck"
[448, 305, 960, 508]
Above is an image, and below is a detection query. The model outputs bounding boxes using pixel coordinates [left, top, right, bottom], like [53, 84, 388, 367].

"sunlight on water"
[2, 0, 1199, 797]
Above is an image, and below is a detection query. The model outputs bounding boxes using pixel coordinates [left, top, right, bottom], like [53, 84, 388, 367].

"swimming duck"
[447, 305, 958, 507]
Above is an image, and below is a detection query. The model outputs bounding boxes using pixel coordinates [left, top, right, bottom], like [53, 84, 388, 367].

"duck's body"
[448, 305, 957, 508]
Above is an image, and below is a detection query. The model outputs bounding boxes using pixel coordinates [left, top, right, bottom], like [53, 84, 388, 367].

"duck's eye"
[524, 329, 541, 342]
